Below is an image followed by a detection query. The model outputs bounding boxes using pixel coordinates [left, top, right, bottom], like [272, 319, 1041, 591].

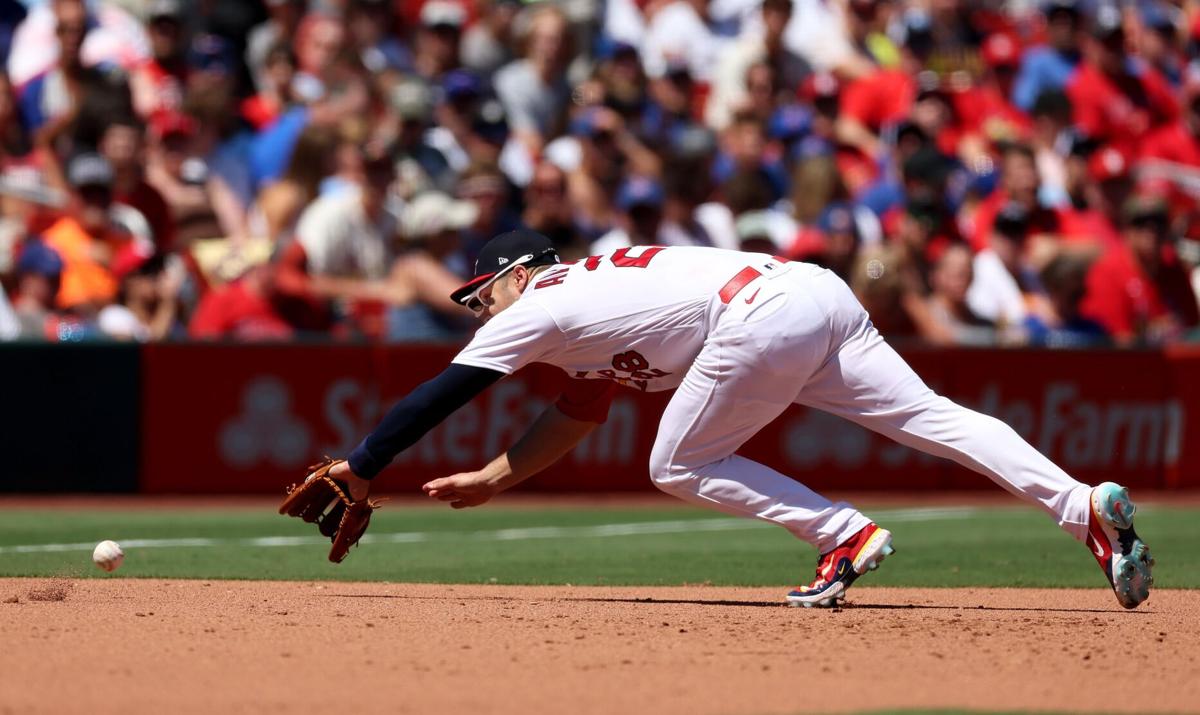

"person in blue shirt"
[1012, 0, 1085, 112]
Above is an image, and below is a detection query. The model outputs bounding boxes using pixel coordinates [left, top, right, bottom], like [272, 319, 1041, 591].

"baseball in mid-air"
[92, 540, 124, 572]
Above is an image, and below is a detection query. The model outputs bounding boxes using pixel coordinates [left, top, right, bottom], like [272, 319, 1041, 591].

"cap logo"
[497, 256, 509, 265]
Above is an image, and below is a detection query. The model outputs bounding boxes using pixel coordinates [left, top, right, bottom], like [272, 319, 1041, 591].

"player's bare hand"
[422, 472, 497, 509]
[327, 460, 371, 502]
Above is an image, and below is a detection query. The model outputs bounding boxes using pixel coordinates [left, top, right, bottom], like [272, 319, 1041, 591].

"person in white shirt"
[295, 231, 1155, 611]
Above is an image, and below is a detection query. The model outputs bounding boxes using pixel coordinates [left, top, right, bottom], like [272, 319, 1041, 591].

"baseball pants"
[647, 263, 1094, 553]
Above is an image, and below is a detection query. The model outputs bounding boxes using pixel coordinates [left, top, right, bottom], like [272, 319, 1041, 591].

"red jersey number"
[583, 246, 666, 271]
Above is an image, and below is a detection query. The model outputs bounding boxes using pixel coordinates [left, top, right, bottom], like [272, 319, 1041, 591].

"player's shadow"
[324, 593, 1144, 614]
[563, 597, 1142, 614]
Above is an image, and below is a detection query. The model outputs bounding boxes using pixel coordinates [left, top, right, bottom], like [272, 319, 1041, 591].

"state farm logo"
[219, 377, 312, 468]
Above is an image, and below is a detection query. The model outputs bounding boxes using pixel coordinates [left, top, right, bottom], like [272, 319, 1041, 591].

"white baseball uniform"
[453, 246, 1094, 552]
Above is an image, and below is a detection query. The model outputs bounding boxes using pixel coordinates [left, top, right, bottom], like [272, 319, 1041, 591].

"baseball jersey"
[452, 246, 790, 392]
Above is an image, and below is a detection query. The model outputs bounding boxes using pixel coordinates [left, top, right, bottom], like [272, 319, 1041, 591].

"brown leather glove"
[279, 457, 381, 563]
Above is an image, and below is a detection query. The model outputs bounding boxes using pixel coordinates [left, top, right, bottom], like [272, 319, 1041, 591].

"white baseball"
[92, 540, 124, 573]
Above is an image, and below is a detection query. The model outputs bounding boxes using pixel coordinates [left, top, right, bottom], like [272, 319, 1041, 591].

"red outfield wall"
[141, 344, 1200, 493]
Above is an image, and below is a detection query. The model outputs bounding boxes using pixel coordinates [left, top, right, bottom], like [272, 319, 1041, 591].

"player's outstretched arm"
[423, 404, 599, 508]
[343, 363, 505, 489]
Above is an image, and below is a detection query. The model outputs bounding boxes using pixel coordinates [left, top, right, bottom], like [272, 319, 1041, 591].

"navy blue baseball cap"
[594, 35, 637, 61]
[450, 230, 560, 310]
[443, 69, 483, 101]
[768, 104, 813, 142]
[16, 239, 64, 278]
[817, 202, 858, 237]
[188, 34, 234, 74]
[616, 177, 664, 211]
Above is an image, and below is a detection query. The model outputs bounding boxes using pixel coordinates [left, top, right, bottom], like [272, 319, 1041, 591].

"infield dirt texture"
[2, 496, 1198, 714]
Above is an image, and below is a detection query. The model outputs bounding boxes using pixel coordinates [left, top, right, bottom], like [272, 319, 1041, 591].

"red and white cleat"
[786, 523, 894, 608]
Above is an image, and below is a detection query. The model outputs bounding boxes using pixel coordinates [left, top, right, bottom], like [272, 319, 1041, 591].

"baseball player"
[296, 230, 1154, 609]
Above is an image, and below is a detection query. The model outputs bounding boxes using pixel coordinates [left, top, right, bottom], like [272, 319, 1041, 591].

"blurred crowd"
[1, 0, 1199, 347]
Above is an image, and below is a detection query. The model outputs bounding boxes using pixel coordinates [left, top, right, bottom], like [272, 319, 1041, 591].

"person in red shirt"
[1053, 134, 1124, 251]
[953, 33, 1031, 146]
[1138, 69, 1200, 214]
[130, 0, 187, 120]
[1066, 7, 1178, 157]
[189, 264, 293, 341]
[1080, 194, 1199, 344]
[970, 142, 1044, 251]
[836, 67, 916, 163]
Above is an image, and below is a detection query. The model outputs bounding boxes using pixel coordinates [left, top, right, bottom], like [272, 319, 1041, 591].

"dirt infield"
[1, 579, 1197, 714]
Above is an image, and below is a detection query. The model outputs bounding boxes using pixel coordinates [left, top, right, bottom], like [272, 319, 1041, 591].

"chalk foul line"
[0, 506, 978, 554]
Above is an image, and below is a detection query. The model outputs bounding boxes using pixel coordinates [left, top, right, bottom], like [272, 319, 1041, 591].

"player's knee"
[647, 446, 693, 493]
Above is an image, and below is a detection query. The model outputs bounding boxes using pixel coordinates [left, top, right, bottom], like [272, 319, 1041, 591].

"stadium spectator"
[967, 202, 1049, 330]
[564, 105, 659, 244]
[1026, 253, 1109, 347]
[42, 153, 148, 314]
[239, 42, 296, 130]
[100, 116, 174, 253]
[1134, 1, 1184, 87]
[706, 0, 810, 131]
[271, 151, 404, 332]
[640, 0, 718, 84]
[6, 0, 147, 89]
[970, 142, 1042, 251]
[1139, 68, 1200, 213]
[6, 237, 63, 339]
[659, 158, 717, 249]
[713, 113, 788, 203]
[1056, 135, 1124, 250]
[20, 0, 119, 153]
[494, 4, 571, 157]
[520, 160, 582, 258]
[1080, 193, 1200, 344]
[426, 69, 487, 174]
[639, 61, 702, 150]
[1066, 5, 1178, 157]
[795, 201, 862, 282]
[253, 126, 335, 246]
[1012, 0, 1084, 112]
[97, 252, 183, 341]
[144, 111, 233, 245]
[412, 0, 465, 82]
[347, 0, 410, 75]
[387, 190, 478, 341]
[462, 0, 519, 75]
[586, 37, 644, 122]
[292, 12, 346, 99]
[188, 264, 293, 341]
[246, 0, 304, 91]
[456, 161, 519, 264]
[130, 0, 187, 121]
[924, 243, 996, 346]
[591, 176, 666, 254]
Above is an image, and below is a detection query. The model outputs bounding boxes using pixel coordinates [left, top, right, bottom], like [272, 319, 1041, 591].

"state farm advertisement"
[140, 345, 1198, 493]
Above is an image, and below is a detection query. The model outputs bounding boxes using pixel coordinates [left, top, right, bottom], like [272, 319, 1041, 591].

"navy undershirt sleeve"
[347, 364, 504, 479]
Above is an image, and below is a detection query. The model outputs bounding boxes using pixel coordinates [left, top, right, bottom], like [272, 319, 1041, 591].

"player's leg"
[648, 285, 874, 553]
[795, 268, 1152, 607]
[795, 269, 1092, 537]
